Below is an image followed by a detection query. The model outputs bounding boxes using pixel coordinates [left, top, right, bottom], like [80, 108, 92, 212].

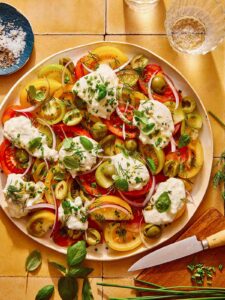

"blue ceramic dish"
[0, 3, 34, 75]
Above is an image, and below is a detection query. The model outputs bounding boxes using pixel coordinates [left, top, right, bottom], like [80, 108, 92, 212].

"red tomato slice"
[78, 172, 109, 197]
[143, 64, 162, 82]
[52, 123, 91, 140]
[2, 105, 32, 124]
[121, 177, 152, 198]
[0, 140, 27, 174]
[52, 223, 82, 247]
[104, 110, 138, 139]
[74, 58, 89, 80]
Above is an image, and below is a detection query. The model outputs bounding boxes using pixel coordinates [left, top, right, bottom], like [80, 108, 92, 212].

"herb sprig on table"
[26, 241, 93, 300]
[208, 111, 225, 201]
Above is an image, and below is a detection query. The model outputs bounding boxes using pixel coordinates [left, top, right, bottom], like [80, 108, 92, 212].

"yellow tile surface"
[3, 0, 105, 34]
[0, 277, 102, 300]
[105, 35, 225, 157]
[107, 0, 166, 34]
[0, 35, 104, 103]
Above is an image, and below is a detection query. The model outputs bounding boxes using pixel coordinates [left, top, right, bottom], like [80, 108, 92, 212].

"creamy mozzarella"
[73, 64, 119, 119]
[3, 116, 58, 161]
[111, 153, 150, 191]
[58, 196, 88, 231]
[59, 136, 101, 178]
[143, 178, 186, 225]
[133, 100, 174, 149]
[3, 174, 45, 218]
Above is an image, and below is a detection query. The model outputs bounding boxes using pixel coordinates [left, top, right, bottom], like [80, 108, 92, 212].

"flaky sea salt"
[0, 20, 26, 67]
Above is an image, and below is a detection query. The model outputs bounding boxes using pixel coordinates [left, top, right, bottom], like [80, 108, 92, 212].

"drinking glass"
[124, 0, 160, 12]
[165, 0, 225, 54]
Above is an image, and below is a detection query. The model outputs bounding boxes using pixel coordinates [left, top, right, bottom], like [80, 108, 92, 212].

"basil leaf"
[147, 158, 156, 174]
[35, 90, 46, 102]
[58, 277, 78, 300]
[155, 192, 171, 213]
[67, 267, 93, 278]
[80, 136, 93, 151]
[25, 250, 42, 272]
[28, 137, 42, 152]
[82, 278, 93, 300]
[63, 138, 75, 151]
[35, 285, 54, 300]
[48, 261, 67, 275]
[178, 134, 190, 148]
[67, 240, 87, 267]
[114, 178, 129, 191]
[27, 85, 37, 100]
[63, 155, 79, 170]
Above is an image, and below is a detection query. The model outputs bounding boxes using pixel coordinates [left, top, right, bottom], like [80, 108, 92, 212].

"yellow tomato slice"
[104, 222, 142, 252]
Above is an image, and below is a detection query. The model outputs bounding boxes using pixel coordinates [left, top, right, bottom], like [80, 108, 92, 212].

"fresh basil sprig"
[47, 240, 92, 299]
[35, 285, 54, 300]
[25, 250, 42, 272]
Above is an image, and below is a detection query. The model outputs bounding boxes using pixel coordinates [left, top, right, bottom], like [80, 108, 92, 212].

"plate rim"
[0, 41, 213, 260]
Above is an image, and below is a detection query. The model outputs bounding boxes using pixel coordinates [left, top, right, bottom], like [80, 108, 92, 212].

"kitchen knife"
[128, 229, 225, 272]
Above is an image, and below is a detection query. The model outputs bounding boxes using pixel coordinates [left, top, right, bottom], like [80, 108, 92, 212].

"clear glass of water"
[165, 0, 225, 54]
[125, 0, 160, 12]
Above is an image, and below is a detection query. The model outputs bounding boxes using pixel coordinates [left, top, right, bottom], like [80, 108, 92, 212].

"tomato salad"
[0, 46, 204, 252]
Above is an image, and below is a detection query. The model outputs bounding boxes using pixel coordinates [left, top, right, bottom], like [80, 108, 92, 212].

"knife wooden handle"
[206, 229, 225, 249]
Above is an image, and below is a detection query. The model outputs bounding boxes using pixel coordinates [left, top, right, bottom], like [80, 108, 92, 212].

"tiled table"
[0, 1, 224, 299]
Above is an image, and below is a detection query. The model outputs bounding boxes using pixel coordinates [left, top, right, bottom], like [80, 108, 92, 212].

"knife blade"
[128, 228, 225, 272]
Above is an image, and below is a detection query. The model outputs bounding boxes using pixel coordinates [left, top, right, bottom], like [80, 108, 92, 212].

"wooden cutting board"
[136, 208, 225, 290]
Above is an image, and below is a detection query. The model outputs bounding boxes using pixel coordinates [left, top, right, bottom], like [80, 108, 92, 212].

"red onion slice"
[62, 59, 74, 86]
[186, 190, 194, 205]
[36, 117, 56, 149]
[138, 216, 151, 249]
[163, 74, 179, 110]
[142, 175, 156, 207]
[27, 203, 55, 211]
[14, 104, 41, 113]
[88, 203, 132, 218]
[22, 155, 32, 176]
[82, 57, 132, 74]
[118, 191, 146, 208]
[170, 136, 177, 153]
[116, 107, 132, 125]
[50, 187, 58, 237]
[147, 70, 159, 100]
[122, 123, 126, 140]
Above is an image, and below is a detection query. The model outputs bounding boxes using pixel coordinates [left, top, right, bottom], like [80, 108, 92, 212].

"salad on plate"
[0, 45, 204, 252]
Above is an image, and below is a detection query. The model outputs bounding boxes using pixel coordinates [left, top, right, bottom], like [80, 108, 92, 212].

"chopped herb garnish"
[63, 138, 75, 151]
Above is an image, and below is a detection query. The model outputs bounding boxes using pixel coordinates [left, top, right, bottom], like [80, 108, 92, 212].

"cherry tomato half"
[74, 58, 89, 80]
